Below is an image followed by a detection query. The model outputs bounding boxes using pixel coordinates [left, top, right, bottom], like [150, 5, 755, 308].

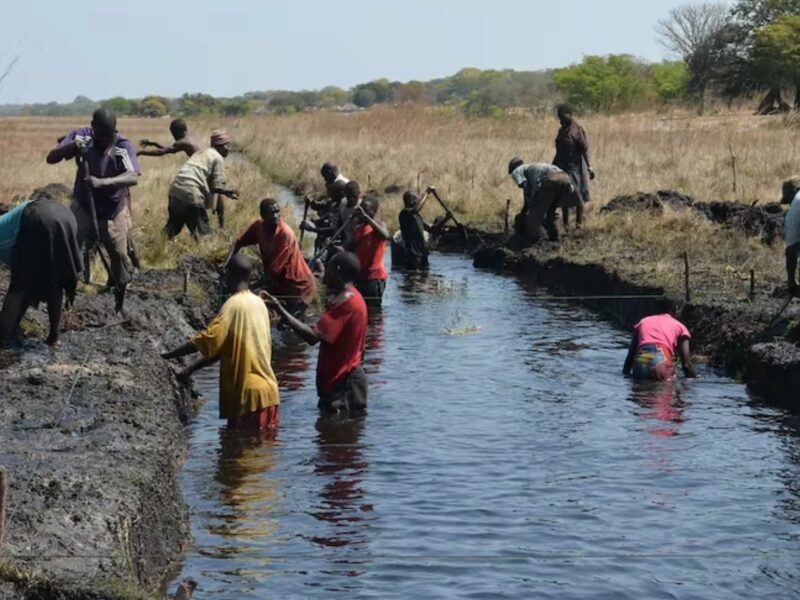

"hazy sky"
[1, 0, 699, 104]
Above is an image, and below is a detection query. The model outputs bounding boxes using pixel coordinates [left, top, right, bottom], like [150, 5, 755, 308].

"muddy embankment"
[464, 192, 799, 410]
[0, 259, 217, 600]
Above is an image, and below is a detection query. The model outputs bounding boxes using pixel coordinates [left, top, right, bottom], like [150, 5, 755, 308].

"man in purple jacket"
[47, 108, 140, 312]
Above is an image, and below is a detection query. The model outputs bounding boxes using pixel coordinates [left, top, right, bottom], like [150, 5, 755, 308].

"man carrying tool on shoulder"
[47, 108, 139, 312]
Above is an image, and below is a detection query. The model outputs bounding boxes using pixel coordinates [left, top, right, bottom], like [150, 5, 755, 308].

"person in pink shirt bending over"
[623, 313, 697, 380]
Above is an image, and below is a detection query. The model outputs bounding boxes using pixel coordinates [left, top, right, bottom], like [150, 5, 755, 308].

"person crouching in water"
[262, 252, 368, 417]
[161, 254, 281, 433]
[348, 195, 390, 305]
[0, 186, 83, 347]
[508, 157, 583, 244]
[781, 177, 800, 295]
[623, 313, 697, 380]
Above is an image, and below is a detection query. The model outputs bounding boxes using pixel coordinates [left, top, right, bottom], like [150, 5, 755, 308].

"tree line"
[1, 0, 797, 118]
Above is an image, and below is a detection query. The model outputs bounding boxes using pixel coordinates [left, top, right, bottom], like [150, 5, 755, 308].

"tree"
[353, 88, 377, 108]
[553, 55, 654, 112]
[727, 0, 800, 113]
[751, 15, 800, 108]
[221, 98, 251, 116]
[138, 95, 169, 117]
[655, 3, 731, 107]
[649, 61, 691, 101]
[101, 96, 133, 115]
[178, 93, 219, 116]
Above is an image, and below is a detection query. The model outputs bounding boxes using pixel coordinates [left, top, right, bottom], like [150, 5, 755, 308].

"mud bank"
[602, 190, 786, 243]
[0, 260, 217, 599]
[473, 243, 800, 410]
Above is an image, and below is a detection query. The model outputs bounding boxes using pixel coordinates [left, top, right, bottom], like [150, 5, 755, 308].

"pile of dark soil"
[0, 260, 217, 599]
[602, 190, 786, 244]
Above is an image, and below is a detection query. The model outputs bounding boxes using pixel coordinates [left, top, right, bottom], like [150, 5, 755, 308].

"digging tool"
[299, 196, 311, 248]
[78, 150, 113, 285]
[309, 209, 359, 263]
[430, 188, 483, 246]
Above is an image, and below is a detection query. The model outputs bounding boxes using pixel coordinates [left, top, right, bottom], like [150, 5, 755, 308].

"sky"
[0, 0, 701, 104]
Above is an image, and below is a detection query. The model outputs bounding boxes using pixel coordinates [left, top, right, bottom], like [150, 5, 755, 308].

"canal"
[169, 252, 800, 599]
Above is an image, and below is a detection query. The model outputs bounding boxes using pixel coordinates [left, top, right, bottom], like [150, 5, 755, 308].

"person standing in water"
[229, 198, 317, 319]
[161, 253, 281, 433]
[623, 313, 697, 380]
[262, 252, 368, 417]
[348, 196, 390, 305]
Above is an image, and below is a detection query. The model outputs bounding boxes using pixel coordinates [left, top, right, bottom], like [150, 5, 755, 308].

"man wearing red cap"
[165, 129, 239, 239]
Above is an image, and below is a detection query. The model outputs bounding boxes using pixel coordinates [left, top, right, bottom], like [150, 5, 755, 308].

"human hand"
[140, 139, 154, 147]
[259, 290, 280, 308]
[425, 186, 436, 194]
[176, 368, 192, 383]
[227, 190, 239, 200]
[300, 220, 312, 231]
[85, 175, 104, 190]
[588, 168, 596, 180]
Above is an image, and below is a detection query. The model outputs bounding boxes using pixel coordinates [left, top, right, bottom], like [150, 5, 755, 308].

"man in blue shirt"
[47, 108, 139, 312]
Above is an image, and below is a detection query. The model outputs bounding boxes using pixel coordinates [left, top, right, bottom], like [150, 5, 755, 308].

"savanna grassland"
[0, 106, 796, 301]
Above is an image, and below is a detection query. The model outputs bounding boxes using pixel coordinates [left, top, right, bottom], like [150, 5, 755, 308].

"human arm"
[46, 140, 80, 164]
[622, 332, 638, 376]
[161, 341, 198, 360]
[140, 138, 165, 149]
[209, 156, 238, 199]
[300, 219, 335, 235]
[225, 222, 258, 265]
[260, 291, 321, 345]
[357, 206, 390, 240]
[577, 126, 594, 179]
[86, 171, 139, 191]
[176, 354, 220, 381]
[137, 145, 177, 157]
[677, 336, 697, 378]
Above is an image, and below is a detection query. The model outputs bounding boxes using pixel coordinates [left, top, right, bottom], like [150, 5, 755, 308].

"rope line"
[5, 549, 800, 561]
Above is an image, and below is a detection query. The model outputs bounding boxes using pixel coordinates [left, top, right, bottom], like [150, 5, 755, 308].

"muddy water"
[169, 254, 800, 599]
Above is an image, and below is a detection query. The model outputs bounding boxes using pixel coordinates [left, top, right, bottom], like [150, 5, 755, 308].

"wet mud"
[473, 243, 800, 411]
[602, 190, 786, 244]
[0, 259, 217, 599]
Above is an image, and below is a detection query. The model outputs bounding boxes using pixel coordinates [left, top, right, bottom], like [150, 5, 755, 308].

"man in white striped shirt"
[47, 108, 140, 312]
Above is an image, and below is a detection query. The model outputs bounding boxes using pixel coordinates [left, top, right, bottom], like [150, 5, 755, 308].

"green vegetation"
[1, 0, 799, 118]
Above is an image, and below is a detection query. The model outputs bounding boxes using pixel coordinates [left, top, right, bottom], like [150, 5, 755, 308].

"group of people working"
[3, 103, 800, 431]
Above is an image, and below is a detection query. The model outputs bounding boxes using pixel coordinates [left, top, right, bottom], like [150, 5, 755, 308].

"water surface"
[170, 253, 800, 599]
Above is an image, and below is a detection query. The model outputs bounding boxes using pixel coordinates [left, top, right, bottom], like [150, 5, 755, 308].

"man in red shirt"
[263, 252, 368, 416]
[228, 198, 316, 318]
[348, 196, 390, 305]
[623, 313, 697, 380]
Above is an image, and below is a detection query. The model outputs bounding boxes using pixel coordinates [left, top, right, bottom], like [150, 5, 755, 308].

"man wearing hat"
[165, 129, 239, 239]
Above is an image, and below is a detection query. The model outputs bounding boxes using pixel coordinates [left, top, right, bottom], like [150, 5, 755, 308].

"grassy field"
[0, 107, 794, 300]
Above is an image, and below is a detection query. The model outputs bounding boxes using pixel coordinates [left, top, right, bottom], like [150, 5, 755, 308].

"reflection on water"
[629, 380, 687, 437]
[169, 254, 800, 599]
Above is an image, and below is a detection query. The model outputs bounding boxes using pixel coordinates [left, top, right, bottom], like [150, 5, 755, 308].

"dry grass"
[0, 107, 792, 298]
